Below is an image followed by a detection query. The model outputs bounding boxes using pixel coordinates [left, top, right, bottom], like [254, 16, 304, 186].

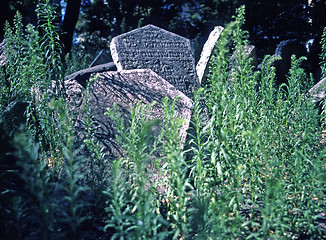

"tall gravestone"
[273, 39, 307, 84]
[110, 24, 199, 98]
[196, 26, 224, 83]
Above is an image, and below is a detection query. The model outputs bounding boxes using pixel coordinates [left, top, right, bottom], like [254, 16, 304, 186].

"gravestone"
[230, 45, 257, 64]
[65, 62, 117, 87]
[273, 39, 307, 84]
[196, 26, 224, 83]
[307, 76, 326, 103]
[0, 40, 7, 66]
[228, 45, 258, 85]
[110, 24, 199, 98]
[89, 49, 112, 68]
[66, 69, 193, 161]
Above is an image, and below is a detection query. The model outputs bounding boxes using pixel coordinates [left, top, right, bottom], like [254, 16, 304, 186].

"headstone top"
[196, 26, 224, 83]
[89, 49, 112, 68]
[110, 24, 199, 98]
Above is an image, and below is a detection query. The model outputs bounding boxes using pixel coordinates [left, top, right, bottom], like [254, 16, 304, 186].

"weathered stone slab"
[110, 24, 199, 98]
[196, 26, 224, 83]
[273, 39, 307, 84]
[66, 69, 193, 161]
[0, 40, 7, 66]
[230, 45, 257, 65]
[64, 62, 117, 87]
[228, 45, 258, 85]
[89, 49, 112, 68]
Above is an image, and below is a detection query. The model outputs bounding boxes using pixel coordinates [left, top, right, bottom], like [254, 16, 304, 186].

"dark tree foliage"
[1, 0, 326, 61]
[0, 0, 38, 41]
[244, 0, 311, 53]
[76, 0, 326, 57]
[75, 0, 244, 59]
[0, 0, 79, 55]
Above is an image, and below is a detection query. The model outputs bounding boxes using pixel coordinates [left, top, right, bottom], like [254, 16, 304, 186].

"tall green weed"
[0, 3, 325, 239]
[103, 6, 325, 239]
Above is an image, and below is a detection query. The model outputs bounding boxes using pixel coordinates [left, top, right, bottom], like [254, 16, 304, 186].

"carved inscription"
[110, 25, 199, 98]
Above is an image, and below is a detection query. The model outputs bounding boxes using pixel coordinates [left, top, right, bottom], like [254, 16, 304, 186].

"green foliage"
[320, 26, 326, 79]
[1, 5, 325, 240]
[0, 3, 99, 239]
[2, 12, 44, 108]
[104, 102, 168, 239]
[102, 6, 325, 239]
[37, 0, 65, 96]
[0, 99, 91, 239]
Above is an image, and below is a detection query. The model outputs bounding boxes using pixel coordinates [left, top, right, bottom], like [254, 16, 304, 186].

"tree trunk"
[59, 0, 81, 55]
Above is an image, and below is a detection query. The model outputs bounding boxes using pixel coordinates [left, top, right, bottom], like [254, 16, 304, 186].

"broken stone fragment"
[66, 69, 193, 162]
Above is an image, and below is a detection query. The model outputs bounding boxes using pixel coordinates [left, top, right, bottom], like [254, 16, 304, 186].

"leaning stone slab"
[230, 45, 257, 64]
[89, 49, 112, 67]
[273, 39, 307, 84]
[0, 40, 7, 66]
[110, 24, 199, 98]
[66, 69, 193, 161]
[64, 62, 117, 87]
[196, 26, 224, 83]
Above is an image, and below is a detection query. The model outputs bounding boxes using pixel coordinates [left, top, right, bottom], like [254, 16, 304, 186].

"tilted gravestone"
[66, 69, 193, 162]
[89, 49, 112, 68]
[0, 40, 7, 66]
[196, 26, 224, 83]
[110, 24, 199, 98]
[273, 39, 307, 84]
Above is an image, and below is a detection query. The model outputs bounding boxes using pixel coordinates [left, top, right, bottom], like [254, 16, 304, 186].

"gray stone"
[273, 39, 307, 83]
[110, 24, 199, 98]
[0, 100, 30, 136]
[89, 49, 112, 68]
[66, 69, 193, 161]
[230, 45, 258, 65]
[0, 40, 7, 66]
[65, 62, 117, 87]
[228, 45, 258, 85]
[196, 26, 224, 83]
[307, 77, 326, 103]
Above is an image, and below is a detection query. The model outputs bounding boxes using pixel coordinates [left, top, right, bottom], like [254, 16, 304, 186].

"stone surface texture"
[65, 62, 117, 87]
[110, 24, 199, 98]
[308, 76, 326, 103]
[196, 26, 224, 83]
[0, 40, 7, 66]
[66, 69, 193, 161]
